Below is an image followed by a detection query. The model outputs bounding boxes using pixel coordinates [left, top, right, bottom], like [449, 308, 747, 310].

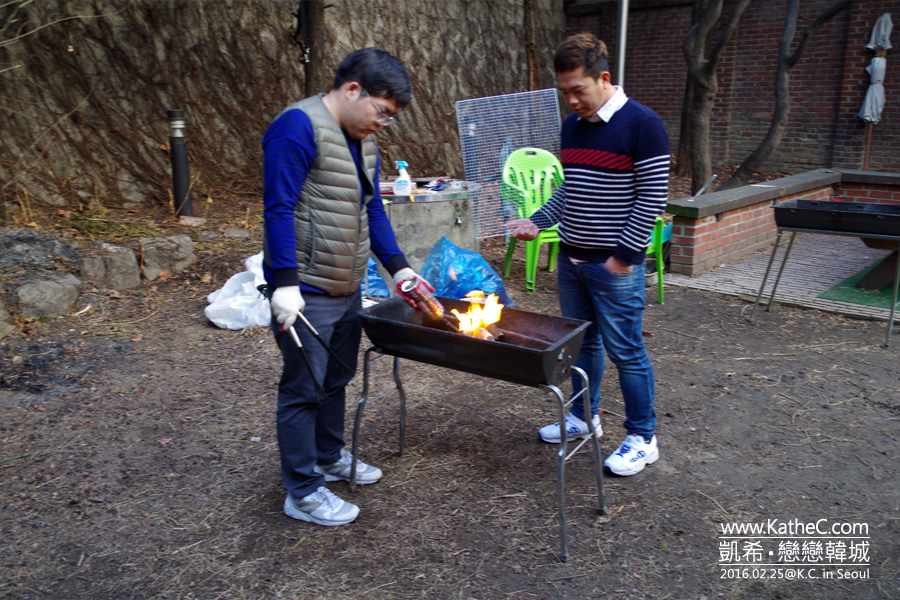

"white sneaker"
[284, 487, 359, 526]
[539, 413, 602, 443]
[314, 449, 383, 485]
[604, 434, 659, 476]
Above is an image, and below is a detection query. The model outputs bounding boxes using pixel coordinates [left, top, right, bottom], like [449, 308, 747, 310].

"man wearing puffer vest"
[262, 48, 427, 526]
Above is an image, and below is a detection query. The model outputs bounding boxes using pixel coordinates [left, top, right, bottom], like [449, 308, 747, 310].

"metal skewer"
[294, 311, 355, 377]
[288, 323, 328, 401]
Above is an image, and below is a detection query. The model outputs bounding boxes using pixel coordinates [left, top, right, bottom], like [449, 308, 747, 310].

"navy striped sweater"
[530, 98, 670, 266]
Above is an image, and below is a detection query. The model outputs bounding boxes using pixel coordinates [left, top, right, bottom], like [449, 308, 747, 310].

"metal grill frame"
[456, 89, 561, 239]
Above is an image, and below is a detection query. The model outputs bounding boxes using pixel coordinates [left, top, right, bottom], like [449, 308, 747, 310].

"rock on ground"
[140, 235, 196, 281]
[78, 242, 140, 290]
[15, 274, 82, 318]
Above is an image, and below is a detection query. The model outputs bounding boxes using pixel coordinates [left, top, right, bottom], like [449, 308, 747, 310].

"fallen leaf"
[131, 332, 143, 342]
[157, 270, 171, 281]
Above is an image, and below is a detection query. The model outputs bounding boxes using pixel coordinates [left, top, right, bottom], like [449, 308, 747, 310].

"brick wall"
[668, 185, 835, 275]
[838, 183, 900, 205]
[669, 201, 778, 276]
[665, 170, 899, 276]
[566, 0, 899, 173]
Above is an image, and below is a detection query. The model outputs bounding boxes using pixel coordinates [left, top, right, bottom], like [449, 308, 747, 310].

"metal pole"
[167, 109, 193, 218]
[885, 251, 900, 348]
[616, 0, 629, 86]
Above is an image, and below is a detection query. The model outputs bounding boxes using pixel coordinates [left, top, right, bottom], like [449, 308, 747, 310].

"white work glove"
[271, 285, 304, 331]
[392, 267, 435, 309]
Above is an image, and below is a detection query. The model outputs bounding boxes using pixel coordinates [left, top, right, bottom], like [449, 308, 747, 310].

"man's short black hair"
[332, 47, 412, 108]
[554, 33, 610, 80]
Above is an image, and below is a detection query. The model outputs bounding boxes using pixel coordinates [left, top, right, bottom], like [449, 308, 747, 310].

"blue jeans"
[557, 257, 656, 440]
[272, 290, 361, 499]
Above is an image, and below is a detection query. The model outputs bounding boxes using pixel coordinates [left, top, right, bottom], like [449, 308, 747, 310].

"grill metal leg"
[393, 354, 407, 452]
[766, 231, 797, 312]
[575, 366, 606, 518]
[350, 348, 405, 493]
[886, 250, 900, 348]
[542, 366, 602, 562]
[351, 351, 601, 562]
[546, 382, 570, 561]
[750, 230, 796, 321]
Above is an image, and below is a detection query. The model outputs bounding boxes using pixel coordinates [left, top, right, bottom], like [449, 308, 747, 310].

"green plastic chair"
[501, 148, 564, 293]
[647, 215, 671, 304]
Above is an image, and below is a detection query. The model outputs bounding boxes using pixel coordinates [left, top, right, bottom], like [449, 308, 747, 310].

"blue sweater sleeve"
[262, 109, 315, 287]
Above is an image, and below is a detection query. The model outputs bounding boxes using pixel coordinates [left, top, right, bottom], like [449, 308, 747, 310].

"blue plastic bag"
[361, 257, 390, 299]
[420, 237, 515, 306]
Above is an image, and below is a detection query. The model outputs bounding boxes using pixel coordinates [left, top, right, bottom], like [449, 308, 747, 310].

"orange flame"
[451, 292, 503, 336]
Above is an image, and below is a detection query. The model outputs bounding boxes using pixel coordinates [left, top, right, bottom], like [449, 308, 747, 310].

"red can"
[400, 278, 445, 321]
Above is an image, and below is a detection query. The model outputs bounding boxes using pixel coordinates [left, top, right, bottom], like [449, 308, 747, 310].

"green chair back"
[501, 148, 564, 219]
[501, 148, 563, 293]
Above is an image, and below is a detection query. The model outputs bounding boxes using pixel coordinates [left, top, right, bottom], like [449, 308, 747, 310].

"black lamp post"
[167, 109, 193, 218]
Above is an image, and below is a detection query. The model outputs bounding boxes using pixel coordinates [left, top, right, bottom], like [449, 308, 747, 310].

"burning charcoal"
[474, 328, 495, 342]
[441, 313, 460, 332]
[491, 327, 550, 350]
[485, 323, 504, 341]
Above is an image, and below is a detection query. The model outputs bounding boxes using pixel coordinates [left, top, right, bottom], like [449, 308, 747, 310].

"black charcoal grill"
[351, 295, 604, 561]
[359, 295, 590, 387]
[773, 199, 900, 236]
[752, 199, 900, 347]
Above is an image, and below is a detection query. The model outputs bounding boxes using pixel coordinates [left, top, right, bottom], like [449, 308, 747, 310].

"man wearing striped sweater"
[507, 33, 670, 476]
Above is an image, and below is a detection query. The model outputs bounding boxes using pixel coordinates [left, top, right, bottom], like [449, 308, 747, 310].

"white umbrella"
[859, 13, 893, 168]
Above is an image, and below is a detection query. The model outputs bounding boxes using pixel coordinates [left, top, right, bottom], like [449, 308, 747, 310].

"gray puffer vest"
[270, 94, 378, 296]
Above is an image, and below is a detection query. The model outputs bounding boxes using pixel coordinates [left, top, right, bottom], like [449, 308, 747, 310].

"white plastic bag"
[204, 252, 271, 330]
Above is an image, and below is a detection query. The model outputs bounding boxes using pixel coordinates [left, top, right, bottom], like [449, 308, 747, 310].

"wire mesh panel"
[456, 89, 561, 239]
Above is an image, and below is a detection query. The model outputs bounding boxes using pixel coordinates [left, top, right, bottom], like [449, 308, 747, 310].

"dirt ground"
[1, 204, 899, 600]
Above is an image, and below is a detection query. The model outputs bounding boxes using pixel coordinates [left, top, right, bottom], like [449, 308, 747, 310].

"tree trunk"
[675, 0, 709, 179]
[304, 0, 327, 98]
[720, 0, 853, 190]
[675, 77, 696, 178]
[676, 0, 749, 194]
[687, 82, 715, 195]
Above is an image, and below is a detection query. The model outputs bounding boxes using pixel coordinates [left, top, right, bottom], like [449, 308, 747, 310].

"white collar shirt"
[584, 86, 628, 123]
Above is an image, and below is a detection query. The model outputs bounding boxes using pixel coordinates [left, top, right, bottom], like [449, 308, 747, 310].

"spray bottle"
[392, 160, 411, 196]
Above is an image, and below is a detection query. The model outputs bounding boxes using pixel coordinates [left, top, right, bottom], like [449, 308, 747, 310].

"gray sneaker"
[314, 449, 383, 485]
[284, 487, 359, 526]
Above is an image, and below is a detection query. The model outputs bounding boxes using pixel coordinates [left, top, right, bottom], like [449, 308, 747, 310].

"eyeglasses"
[361, 90, 396, 126]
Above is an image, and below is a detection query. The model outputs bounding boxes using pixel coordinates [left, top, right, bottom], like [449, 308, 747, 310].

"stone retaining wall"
[666, 170, 900, 276]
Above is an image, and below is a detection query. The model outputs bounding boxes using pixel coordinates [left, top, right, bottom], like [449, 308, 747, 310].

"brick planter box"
[666, 170, 900, 276]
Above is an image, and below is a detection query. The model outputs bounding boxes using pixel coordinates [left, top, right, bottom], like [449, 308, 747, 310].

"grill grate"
[455, 89, 561, 239]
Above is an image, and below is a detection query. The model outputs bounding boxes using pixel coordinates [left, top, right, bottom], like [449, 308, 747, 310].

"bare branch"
[787, 0, 853, 69]
[721, 0, 855, 190]
[0, 87, 95, 193]
[0, 1, 132, 48]
[708, 0, 752, 66]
